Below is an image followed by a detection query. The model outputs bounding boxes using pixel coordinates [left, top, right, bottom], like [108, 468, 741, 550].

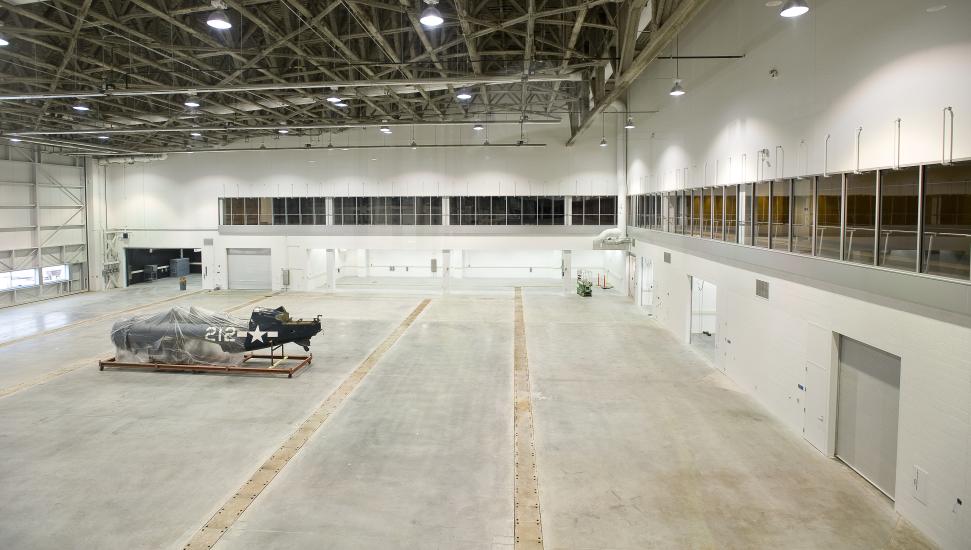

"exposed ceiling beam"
[566, 0, 710, 146]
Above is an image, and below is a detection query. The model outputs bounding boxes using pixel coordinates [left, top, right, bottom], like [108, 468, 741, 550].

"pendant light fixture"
[326, 87, 341, 103]
[410, 125, 418, 149]
[72, 102, 91, 112]
[277, 128, 289, 134]
[456, 88, 473, 101]
[780, 0, 810, 17]
[0, 36, 9, 47]
[670, 34, 686, 96]
[600, 113, 608, 147]
[625, 117, 635, 129]
[473, 122, 484, 131]
[380, 125, 392, 134]
[419, 0, 444, 28]
[184, 95, 201, 108]
[207, 1, 232, 29]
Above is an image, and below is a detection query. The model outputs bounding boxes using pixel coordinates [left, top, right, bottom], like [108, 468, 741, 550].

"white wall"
[99, 121, 616, 233]
[626, 0, 971, 192]
[623, 2, 971, 547]
[632, 237, 971, 550]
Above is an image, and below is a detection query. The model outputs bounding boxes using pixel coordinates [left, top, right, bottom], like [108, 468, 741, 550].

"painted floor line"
[514, 288, 545, 550]
[0, 292, 279, 401]
[0, 288, 207, 349]
[182, 297, 432, 550]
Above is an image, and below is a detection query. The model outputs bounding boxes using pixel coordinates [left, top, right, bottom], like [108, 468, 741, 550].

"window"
[791, 178, 814, 255]
[42, 265, 69, 284]
[815, 175, 842, 259]
[740, 183, 753, 244]
[770, 180, 790, 251]
[299, 197, 314, 225]
[922, 163, 971, 279]
[600, 196, 616, 225]
[754, 182, 770, 248]
[508, 196, 522, 225]
[690, 189, 702, 236]
[713, 188, 724, 239]
[491, 196, 507, 225]
[879, 167, 919, 271]
[398, 197, 414, 225]
[260, 198, 273, 225]
[572, 196, 617, 225]
[844, 172, 877, 265]
[11, 268, 38, 288]
[702, 187, 712, 237]
[314, 197, 327, 225]
[273, 197, 287, 225]
[666, 192, 676, 233]
[724, 185, 738, 243]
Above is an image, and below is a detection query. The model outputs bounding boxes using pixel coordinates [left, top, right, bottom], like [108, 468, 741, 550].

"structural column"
[326, 248, 336, 291]
[562, 250, 572, 294]
[442, 249, 451, 293]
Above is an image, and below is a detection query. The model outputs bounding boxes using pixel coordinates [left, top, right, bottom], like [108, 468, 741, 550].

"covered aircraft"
[110, 305, 322, 365]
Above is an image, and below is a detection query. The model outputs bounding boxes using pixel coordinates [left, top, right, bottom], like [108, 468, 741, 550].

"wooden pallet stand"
[99, 350, 312, 378]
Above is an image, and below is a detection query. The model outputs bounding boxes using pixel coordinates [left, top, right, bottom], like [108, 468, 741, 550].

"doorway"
[227, 248, 272, 290]
[640, 257, 654, 313]
[689, 277, 717, 362]
[836, 336, 901, 499]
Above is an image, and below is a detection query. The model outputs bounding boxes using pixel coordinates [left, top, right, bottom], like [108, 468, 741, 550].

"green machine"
[576, 273, 592, 297]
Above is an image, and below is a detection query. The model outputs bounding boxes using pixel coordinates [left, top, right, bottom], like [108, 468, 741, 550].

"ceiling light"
[207, 9, 232, 29]
[9, 137, 22, 142]
[456, 89, 473, 101]
[410, 141, 418, 149]
[599, 137, 607, 147]
[334, 101, 348, 107]
[669, 80, 686, 96]
[278, 129, 289, 134]
[190, 132, 202, 137]
[72, 102, 91, 112]
[624, 117, 635, 129]
[419, 1, 444, 27]
[0, 36, 9, 47]
[326, 96, 342, 103]
[184, 95, 201, 108]
[780, 0, 809, 17]
[98, 135, 110, 140]
[380, 125, 391, 134]
[473, 122, 484, 131]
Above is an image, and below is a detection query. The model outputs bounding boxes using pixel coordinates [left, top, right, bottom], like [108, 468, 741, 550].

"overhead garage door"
[227, 248, 271, 290]
[836, 336, 901, 499]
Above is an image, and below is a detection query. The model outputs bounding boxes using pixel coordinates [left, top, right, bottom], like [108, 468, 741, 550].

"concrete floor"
[0, 283, 934, 549]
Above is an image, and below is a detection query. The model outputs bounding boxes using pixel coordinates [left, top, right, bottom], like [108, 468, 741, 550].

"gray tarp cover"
[111, 306, 248, 365]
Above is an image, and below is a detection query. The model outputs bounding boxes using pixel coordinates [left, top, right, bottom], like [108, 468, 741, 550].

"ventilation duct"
[97, 154, 168, 165]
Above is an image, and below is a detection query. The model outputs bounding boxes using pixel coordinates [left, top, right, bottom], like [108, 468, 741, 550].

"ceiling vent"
[756, 279, 770, 300]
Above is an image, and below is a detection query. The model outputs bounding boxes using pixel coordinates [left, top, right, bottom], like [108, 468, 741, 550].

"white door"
[640, 257, 654, 311]
[227, 248, 272, 290]
[804, 361, 830, 453]
[836, 336, 901, 499]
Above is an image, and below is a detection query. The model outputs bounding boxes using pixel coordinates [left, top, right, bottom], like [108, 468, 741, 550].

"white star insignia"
[250, 325, 265, 343]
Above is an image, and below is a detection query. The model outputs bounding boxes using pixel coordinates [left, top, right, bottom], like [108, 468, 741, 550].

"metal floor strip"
[514, 287, 545, 550]
[182, 297, 431, 550]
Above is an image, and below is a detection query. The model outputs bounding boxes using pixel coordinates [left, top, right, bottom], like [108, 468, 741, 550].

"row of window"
[220, 196, 618, 227]
[447, 196, 566, 225]
[628, 162, 971, 281]
[0, 265, 70, 291]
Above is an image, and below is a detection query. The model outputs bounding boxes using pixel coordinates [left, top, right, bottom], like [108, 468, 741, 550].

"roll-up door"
[227, 248, 271, 290]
